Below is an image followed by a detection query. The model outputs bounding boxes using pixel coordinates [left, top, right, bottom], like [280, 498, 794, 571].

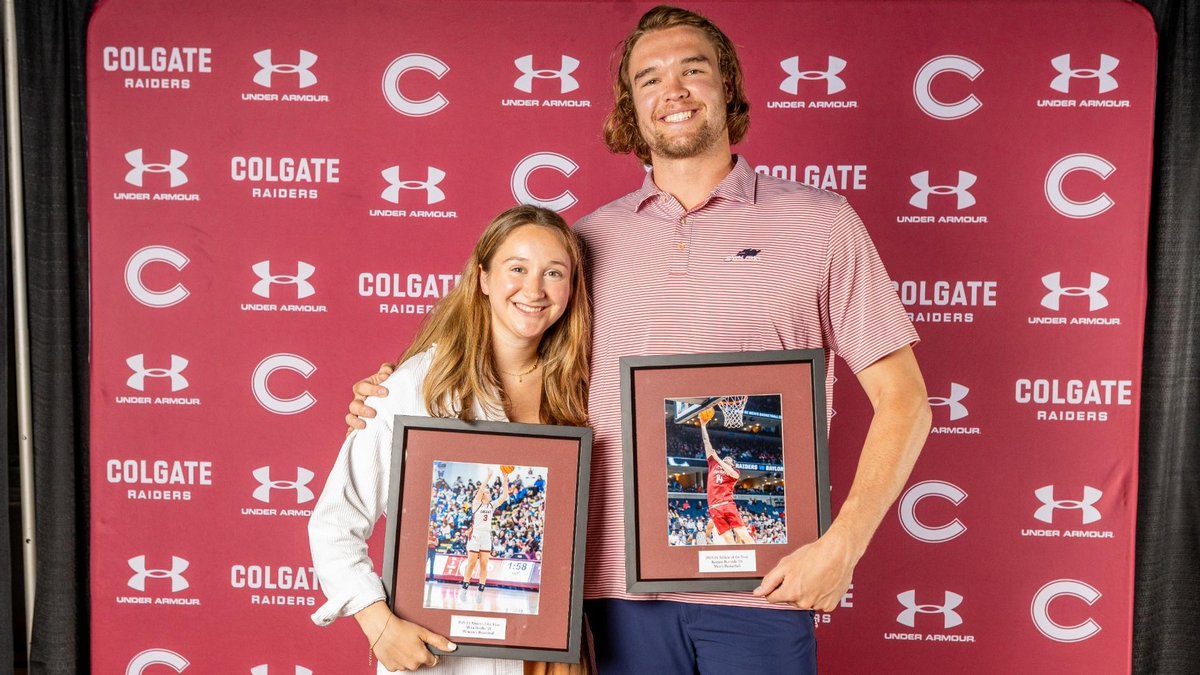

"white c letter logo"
[898, 480, 967, 543]
[124, 246, 190, 308]
[1045, 154, 1116, 218]
[1031, 580, 1102, 642]
[914, 56, 983, 120]
[382, 54, 449, 117]
[127, 649, 189, 675]
[511, 152, 579, 213]
[252, 354, 317, 415]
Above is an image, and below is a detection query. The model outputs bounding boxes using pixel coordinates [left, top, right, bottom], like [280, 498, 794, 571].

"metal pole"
[2, 0, 37, 655]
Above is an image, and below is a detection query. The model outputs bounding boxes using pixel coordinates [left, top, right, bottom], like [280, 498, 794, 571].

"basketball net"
[718, 396, 748, 428]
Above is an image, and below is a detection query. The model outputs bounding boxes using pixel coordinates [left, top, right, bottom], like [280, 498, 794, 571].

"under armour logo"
[252, 261, 315, 299]
[896, 590, 964, 629]
[250, 667, 312, 675]
[1050, 54, 1119, 94]
[928, 383, 969, 421]
[125, 149, 188, 188]
[1034, 485, 1103, 525]
[253, 49, 318, 88]
[513, 54, 579, 94]
[1041, 272, 1109, 311]
[779, 56, 846, 95]
[126, 354, 189, 392]
[910, 171, 976, 210]
[252, 466, 316, 504]
[128, 555, 190, 592]
[382, 166, 445, 204]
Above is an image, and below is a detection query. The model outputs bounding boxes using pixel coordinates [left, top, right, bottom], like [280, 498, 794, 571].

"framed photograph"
[381, 416, 591, 663]
[620, 350, 831, 593]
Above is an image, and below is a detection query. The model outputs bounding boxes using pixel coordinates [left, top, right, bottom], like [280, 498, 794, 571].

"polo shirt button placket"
[671, 215, 691, 276]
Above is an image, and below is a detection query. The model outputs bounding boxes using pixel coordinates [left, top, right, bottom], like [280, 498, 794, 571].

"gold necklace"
[498, 358, 540, 383]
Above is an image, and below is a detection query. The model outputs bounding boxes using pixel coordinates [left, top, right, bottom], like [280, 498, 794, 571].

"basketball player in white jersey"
[460, 468, 511, 592]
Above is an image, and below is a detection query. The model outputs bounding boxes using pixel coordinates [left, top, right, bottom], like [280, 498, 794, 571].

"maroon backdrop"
[87, 1, 1154, 672]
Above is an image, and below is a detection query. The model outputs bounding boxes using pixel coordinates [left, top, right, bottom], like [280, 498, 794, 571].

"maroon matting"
[390, 429, 580, 651]
[632, 362, 818, 581]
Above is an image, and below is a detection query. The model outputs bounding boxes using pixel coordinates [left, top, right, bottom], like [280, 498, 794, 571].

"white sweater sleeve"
[308, 355, 429, 626]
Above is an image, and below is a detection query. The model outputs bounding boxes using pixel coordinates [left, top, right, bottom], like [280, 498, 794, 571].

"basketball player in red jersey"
[699, 409, 754, 545]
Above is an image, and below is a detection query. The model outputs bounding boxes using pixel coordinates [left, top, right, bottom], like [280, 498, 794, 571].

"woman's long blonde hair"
[400, 205, 590, 426]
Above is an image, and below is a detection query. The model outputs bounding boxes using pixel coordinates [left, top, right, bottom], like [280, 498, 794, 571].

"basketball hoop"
[717, 396, 748, 428]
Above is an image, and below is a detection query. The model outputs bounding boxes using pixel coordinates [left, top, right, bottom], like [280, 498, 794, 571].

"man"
[350, 6, 929, 672]
[699, 409, 754, 545]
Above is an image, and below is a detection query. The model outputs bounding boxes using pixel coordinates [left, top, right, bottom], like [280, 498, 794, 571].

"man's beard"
[646, 113, 726, 160]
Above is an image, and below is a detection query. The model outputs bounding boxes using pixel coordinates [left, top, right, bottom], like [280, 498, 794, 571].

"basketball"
[500, 465, 515, 475]
[698, 408, 715, 423]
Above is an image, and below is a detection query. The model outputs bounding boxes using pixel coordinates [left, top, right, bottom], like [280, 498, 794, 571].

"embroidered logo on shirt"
[724, 248, 762, 261]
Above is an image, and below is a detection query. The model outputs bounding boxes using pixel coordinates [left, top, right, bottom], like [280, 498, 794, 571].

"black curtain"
[1132, 0, 1200, 672]
[14, 0, 93, 673]
[0, 0, 1196, 673]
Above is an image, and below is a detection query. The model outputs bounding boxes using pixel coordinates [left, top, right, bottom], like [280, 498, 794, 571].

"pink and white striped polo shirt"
[573, 155, 918, 607]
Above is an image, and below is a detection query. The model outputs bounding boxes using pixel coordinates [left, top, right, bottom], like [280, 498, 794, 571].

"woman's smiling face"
[479, 224, 573, 347]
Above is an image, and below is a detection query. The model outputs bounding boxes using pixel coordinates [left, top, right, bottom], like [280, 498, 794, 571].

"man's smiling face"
[627, 25, 730, 162]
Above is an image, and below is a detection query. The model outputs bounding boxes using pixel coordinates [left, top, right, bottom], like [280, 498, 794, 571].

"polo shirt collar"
[632, 155, 758, 212]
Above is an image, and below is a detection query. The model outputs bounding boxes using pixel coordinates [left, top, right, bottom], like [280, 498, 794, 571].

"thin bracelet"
[369, 613, 393, 667]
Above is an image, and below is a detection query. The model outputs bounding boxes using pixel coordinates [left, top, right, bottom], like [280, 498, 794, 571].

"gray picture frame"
[381, 416, 592, 663]
[620, 349, 831, 593]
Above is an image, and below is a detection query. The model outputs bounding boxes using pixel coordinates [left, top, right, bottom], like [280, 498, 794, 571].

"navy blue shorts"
[584, 599, 816, 674]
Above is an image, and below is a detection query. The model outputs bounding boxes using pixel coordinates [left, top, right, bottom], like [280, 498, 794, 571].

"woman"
[459, 468, 510, 592]
[308, 205, 590, 674]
